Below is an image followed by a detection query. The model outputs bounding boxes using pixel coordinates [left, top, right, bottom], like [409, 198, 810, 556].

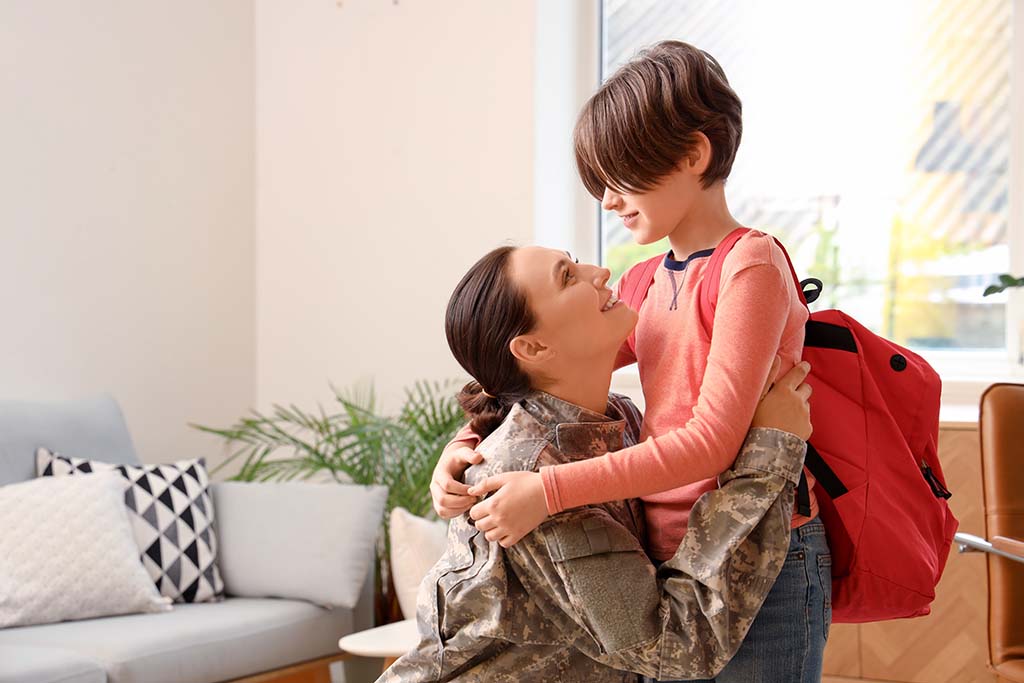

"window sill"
[610, 366, 1022, 429]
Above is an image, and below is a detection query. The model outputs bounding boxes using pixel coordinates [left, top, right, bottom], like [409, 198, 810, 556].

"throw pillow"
[0, 472, 171, 627]
[389, 507, 448, 619]
[37, 448, 224, 603]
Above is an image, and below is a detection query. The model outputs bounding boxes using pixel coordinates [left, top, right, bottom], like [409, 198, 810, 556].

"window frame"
[533, 0, 1024, 414]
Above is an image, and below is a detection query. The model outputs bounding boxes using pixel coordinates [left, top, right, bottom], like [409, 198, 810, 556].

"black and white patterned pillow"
[36, 448, 224, 603]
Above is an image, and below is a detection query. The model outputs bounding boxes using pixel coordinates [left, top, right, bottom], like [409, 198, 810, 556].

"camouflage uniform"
[380, 391, 806, 683]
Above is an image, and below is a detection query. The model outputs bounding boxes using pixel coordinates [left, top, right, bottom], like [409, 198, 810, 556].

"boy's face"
[601, 165, 702, 246]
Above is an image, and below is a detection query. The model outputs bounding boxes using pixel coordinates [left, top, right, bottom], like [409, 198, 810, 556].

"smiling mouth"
[621, 212, 639, 225]
[601, 293, 620, 312]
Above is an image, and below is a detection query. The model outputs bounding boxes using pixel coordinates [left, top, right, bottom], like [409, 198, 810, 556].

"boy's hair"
[574, 40, 742, 198]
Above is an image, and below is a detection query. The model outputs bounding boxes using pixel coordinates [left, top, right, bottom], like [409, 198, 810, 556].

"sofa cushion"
[0, 598, 356, 683]
[0, 396, 138, 487]
[213, 482, 386, 608]
[0, 645, 106, 683]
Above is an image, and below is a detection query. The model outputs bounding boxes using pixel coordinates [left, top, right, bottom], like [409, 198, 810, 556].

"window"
[600, 0, 1022, 371]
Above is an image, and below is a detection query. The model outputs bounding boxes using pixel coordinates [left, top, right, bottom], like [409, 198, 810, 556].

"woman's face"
[508, 247, 638, 369]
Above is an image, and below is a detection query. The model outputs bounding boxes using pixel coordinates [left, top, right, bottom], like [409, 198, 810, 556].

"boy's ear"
[510, 334, 554, 366]
[684, 131, 713, 175]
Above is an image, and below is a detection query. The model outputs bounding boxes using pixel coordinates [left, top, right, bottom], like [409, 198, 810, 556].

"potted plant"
[193, 380, 465, 624]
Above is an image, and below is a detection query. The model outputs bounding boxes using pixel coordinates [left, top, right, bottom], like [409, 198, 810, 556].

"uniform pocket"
[817, 554, 833, 641]
[544, 510, 659, 655]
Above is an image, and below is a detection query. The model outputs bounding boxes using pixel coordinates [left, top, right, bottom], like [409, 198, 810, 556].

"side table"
[338, 618, 419, 672]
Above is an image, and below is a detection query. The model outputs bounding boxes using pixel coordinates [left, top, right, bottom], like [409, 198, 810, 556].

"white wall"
[255, 0, 535, 411]
[0, 0, 537, 468]
[0, 2, 255, 466]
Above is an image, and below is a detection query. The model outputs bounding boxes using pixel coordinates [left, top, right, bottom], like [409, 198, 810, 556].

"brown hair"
[574, 40, 742, 197]
[445, 246, 535, 440]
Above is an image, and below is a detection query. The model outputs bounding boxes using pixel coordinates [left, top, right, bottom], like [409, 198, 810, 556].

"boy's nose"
[601, 188, 622, 211]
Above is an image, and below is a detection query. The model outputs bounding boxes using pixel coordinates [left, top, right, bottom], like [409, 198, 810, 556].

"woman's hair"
[574, 40, 742, 198]
[445, 246, 535, 440]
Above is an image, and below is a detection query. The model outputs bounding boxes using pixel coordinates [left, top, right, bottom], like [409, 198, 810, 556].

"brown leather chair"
[980, 383, 1024, 683]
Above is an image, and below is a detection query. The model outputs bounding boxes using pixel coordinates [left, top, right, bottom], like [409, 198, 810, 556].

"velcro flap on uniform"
[544, 511, 643, 562]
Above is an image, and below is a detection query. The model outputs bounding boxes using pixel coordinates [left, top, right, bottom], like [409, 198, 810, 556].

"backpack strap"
[796, 472, 812, 517]
[620, 254, 664, 356]
[698, 227, 812, 336]
[805, 443, 849, 499]
[698, 227, 751, 335]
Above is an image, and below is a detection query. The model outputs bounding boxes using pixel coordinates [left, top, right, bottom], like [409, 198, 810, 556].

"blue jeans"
[653, 517, 832, 683]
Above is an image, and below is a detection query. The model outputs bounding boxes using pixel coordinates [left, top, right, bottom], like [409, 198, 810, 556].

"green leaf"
[983, 274, 1024, 297]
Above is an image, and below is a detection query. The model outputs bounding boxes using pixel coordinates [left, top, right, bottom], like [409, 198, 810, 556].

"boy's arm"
[448, 423, 480, 449]
[542, 240, 799, 512]
[504, 428, 805, 679]
[431, 423, 483, 519]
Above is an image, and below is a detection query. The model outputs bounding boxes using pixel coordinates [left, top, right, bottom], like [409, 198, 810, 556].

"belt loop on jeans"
[797, 517, 825, 540]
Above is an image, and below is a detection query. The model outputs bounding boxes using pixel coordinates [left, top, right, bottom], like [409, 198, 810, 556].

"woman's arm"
[504, 427, 806, 679]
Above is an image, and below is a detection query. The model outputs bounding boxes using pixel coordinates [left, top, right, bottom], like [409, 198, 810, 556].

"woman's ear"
[510, 334, 553, 366]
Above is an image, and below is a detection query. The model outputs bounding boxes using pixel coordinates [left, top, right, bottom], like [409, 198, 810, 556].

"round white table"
[338, 618, 419, 671]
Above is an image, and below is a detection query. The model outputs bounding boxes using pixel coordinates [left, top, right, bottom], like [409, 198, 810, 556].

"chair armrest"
[213, 481, 387, 608]
[955, 532, 1024, 565]
[993, 536, 1024, 560]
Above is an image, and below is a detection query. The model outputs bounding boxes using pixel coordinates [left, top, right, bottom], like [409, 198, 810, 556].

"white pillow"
[0, 473, 172, 628]
[389, 507, 448, 619]
[212, 481, 387, 608]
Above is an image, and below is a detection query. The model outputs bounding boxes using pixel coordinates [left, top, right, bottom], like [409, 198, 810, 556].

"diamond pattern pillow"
[36, 448, 224, 603]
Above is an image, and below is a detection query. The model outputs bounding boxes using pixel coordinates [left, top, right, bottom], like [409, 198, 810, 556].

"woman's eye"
[564, 269, 575, 285]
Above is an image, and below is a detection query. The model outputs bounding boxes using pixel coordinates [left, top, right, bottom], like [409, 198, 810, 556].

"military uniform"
[380, 391, 806, 683]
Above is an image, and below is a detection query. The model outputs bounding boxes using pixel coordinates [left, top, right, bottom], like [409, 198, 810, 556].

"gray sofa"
[0, 396, 381, 683]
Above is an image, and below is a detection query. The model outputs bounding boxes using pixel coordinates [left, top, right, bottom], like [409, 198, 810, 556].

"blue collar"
[663, 247, 715, 271]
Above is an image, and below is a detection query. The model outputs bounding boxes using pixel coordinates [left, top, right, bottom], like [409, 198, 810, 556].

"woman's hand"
[466, 471, 547, 548]
[752, 360, 813, 441]
[430, 442, 484, 519]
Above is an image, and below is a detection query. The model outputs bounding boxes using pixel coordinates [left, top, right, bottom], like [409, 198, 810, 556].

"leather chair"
[980, 383, 1024, 683]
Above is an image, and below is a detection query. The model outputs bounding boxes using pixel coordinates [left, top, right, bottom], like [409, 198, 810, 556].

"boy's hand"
[430, 442, 484, 519]
[467, 471, 547, 548]
[752, 361, 813, 441]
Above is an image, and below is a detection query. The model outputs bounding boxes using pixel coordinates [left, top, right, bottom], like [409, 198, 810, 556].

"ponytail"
[446, 247, 535, 440]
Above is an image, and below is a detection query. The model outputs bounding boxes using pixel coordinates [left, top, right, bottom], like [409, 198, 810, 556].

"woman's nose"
[591, 266, 611, 289]
[601, 188, 621, 211]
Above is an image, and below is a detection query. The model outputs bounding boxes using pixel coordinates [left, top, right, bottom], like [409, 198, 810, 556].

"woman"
[380, 246, 811, 683]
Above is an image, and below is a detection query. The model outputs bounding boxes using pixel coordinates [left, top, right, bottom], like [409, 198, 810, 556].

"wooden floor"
[821, 425, 996, 683]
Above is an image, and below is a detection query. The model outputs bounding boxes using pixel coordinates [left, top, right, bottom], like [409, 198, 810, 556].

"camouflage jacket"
[380, 391, 806, 683]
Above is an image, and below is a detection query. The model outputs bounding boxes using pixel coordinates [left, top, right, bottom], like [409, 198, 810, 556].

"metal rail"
[955, 532, 1024, 564]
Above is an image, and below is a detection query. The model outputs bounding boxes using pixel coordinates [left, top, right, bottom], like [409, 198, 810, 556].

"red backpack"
[619, 227, 959, 623]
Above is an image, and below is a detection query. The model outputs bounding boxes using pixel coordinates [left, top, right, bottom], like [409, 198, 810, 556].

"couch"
[0, 396, 383, 683]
